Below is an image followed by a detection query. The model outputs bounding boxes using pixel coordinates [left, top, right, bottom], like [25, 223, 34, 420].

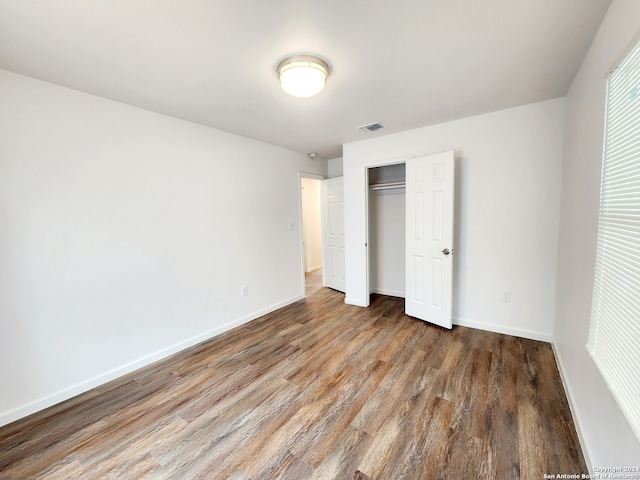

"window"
[588, 35, 640, 441]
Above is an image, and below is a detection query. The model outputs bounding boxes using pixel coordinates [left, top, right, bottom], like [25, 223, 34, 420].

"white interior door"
[405, 151, 455, 328]
[323, 177, 346, 292]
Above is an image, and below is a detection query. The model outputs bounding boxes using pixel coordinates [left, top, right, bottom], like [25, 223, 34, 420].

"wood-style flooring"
[0, 270, 587, 479]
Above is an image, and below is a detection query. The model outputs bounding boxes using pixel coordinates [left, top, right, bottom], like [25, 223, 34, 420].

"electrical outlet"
[241, 285, 248, 297]
[502, 290, 511, 302]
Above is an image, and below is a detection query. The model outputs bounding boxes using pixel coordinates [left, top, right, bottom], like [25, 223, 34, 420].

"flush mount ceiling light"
[277, 55, 329, 98]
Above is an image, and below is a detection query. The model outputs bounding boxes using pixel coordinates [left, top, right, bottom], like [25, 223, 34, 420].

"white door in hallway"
[405, 151, 455, 328]
[323, 176, 345, 292]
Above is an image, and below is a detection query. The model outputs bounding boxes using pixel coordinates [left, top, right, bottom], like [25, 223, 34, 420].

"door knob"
[442, 248, 451, 255]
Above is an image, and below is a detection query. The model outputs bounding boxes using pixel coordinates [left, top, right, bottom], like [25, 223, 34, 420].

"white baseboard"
[305, 265, 322, 273]
[551, 342, 593, 473]
[0, 294, 304, 428]
[370, 288, 405, 298]
[341, 300, 552, 343]
[453, 316, 553, 343]
[345, 297, 368, 307]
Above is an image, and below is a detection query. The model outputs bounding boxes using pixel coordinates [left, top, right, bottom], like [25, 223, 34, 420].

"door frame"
[362, 155, 413, 307]
[297, 172, 326, 297]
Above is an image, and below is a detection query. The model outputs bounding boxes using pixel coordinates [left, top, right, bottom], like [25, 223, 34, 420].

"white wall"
[327, 157, 344, 178]
[301, 177, 323, 273]
[0, 69, 326, 426]
[554, 0, 640, 468]
[344, 98, 565, 341]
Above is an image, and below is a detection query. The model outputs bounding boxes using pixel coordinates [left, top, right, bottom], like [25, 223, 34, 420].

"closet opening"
[367, 163, 407, 299]
[361, 150, 455, 328]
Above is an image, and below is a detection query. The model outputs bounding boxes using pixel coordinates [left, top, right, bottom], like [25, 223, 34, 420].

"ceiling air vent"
[357, 122, 385, 133]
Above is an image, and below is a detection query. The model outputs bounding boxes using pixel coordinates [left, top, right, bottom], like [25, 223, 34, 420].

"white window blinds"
[588, 35, 640, 442]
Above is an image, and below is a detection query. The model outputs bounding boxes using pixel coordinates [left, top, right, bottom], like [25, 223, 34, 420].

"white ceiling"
[0, 0, 612, 159]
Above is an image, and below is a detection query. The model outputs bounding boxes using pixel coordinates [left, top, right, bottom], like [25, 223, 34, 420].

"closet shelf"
[369, 181, 406, 191]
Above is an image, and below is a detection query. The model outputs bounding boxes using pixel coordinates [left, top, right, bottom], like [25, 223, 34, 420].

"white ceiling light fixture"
[277, 55, 329, 98]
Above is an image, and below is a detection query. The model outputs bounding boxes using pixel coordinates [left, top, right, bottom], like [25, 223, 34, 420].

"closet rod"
[369, 181, 406, 191]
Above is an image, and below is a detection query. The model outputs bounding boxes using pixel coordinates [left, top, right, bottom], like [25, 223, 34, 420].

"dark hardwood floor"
[0, 270, 587, 479]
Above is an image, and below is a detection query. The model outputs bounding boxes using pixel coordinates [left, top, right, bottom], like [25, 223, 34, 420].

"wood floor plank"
[517, 338, 548, 479]
[0, 270, 587, 479]
[291, 360, 391, 469]
[238, 367, 364, 478]
[151, 370, 294, 470]
[377, 395, 454, 480]
[309, 425, 373, 480]
[351, 343, 430, 436]
[436, 346, 492, 479]
[29, 454, 85, 480]
[479, 335, 520, 479]
[352, 471, 373, 480]
[356, 360, 444, 479]
[180, 379, 306, 479]
[260, 452, 313, 480]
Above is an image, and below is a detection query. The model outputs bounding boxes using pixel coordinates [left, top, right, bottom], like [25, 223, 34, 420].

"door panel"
[323, 177, 345, 292]
[405, 151, 455, 328]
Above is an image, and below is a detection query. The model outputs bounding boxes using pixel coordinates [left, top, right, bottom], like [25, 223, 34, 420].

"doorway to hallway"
[299, 174, 324, 297]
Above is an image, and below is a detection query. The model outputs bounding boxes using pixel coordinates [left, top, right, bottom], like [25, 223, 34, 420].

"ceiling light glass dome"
[277, 55, 329, 98]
